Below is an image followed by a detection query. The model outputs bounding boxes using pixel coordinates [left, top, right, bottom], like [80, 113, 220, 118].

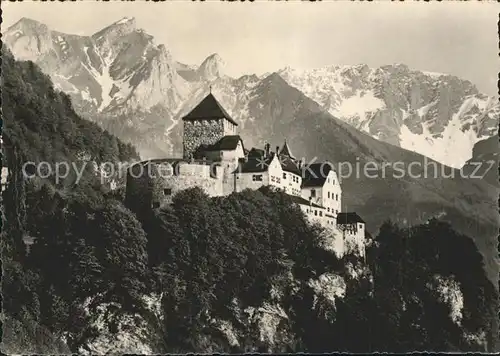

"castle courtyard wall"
[152, 174, 224, 207]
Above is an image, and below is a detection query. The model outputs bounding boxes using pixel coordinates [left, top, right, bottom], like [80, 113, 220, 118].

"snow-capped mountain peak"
[114, 16, 135, 25]
[94, 16, 137, 38]
[198, 53, 225, 81]
[4, 17, 498, 168]
[4, 16, 188, 129]
[278, 63, 498, 168]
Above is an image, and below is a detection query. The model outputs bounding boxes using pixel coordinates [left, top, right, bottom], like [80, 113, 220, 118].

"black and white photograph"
[1, 1, 499, 354]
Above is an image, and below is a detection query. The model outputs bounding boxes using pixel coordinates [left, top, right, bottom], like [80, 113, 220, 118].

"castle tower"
[182, 92, 238, 160]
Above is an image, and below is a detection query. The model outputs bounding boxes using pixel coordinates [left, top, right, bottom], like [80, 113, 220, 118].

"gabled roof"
[279, 140, 295, 159]
[204, 135, 243, 151]
[248, 148, 265, 158]
[236, 152, 276, 174]
[236, 147, 302, 175]
[279, 155, 302, 175]
[288, 194, 323, 208]
[337, 212, 365, 224]
[301, 162, 334, 188]
[182, 93, 238, 125]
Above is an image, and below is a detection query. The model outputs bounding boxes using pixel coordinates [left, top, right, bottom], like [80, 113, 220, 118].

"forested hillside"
[1, 48, 139, 352]
[1, 48, 497, 354]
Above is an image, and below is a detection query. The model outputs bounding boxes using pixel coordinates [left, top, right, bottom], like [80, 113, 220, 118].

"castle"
[126, 92, 367, 258]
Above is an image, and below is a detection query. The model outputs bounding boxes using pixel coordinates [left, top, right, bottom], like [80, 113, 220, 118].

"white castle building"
[126, 93, 367, 258]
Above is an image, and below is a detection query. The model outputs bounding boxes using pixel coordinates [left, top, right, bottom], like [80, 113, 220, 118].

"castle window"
[335, 194, 338, 201]
[283, 173, 287, 179]
[327, 207, 330, 212]
[328, 192, 330, 198]
[359, 224, 363, 229]
[311, 189, 316, 198]
[253, 174, 263, 182]
[314, 210, 318, 216]
[164, 188, 172, 196]
[319, 211, 323, 217]
[332, 179, 335, 185]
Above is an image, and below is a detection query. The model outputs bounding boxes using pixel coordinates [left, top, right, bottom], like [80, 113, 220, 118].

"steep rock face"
[197, 53, 225, 82]
[278, 64, 499, 168]
[4, 17, 190, 157]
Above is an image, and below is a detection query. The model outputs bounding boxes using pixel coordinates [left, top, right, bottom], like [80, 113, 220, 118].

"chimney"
[264, 143, 270, 157]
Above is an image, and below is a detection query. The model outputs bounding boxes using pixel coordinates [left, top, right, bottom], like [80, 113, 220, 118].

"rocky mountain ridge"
[4, 17, 498, 168]
[278, 64, 498, 168]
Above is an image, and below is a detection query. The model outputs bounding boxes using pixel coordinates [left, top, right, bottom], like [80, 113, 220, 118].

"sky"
[2, 1, 499, 95]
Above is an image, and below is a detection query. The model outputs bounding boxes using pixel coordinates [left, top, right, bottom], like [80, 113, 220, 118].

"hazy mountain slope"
[6, 17, 498, 169]
[278, 65, 499, 168]
[199, 74, 499, 285]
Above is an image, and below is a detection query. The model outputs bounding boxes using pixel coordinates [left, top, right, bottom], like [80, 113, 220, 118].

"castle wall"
[339, 222, 366, 257]
[234, 171, 270, 193]
[234, 154, 283, 193]
[221, 161, 240, 195]
[300, 204, 328, 226]
[202, 142, 245, 166]
[282, 171, 302, 196]
[321, 171, 342, 217]
[177, 162, 212, 178]
[126, 161, 224, 210]
[152, 173, 223, 208]
[301, 170, 342, 218]
[183, 119, 224, 159]
[302, 186, 325, 208]
[223, 119, 237, 136]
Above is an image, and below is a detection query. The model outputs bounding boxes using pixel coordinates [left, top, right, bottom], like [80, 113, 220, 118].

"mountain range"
[4, 16, 498, 168]
[2, 43, 498, 354]
[4, 17, 499, 284]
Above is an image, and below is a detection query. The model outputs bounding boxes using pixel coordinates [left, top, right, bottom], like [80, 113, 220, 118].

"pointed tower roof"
[279, 139, 295, 159]
[182, 93, 238, 125]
